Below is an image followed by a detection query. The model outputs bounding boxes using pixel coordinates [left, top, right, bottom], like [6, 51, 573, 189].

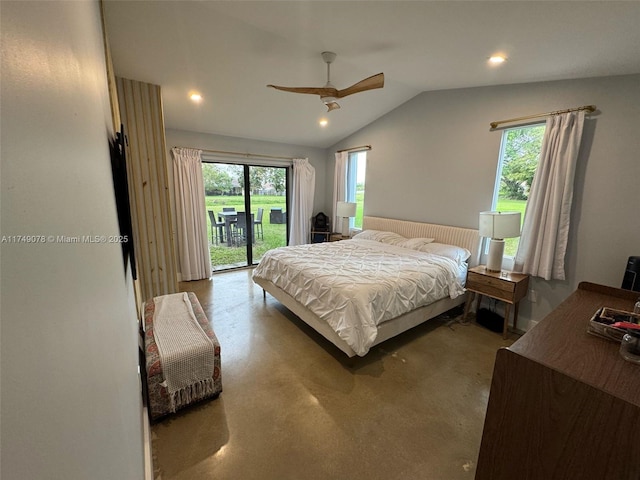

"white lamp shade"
[479, 211, 521, 239]
[336, 201, 357, 218]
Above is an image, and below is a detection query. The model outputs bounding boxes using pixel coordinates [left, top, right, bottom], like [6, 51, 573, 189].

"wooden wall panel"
[116, 77, 177, 301]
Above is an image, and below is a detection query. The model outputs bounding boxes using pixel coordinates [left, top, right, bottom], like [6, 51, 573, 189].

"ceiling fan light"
[326, 102, 340, 112]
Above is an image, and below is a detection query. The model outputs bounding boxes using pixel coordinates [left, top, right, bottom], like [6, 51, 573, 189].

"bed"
[252, 216, 480, 357]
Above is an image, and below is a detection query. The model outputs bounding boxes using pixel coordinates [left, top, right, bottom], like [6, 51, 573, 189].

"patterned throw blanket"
[152, 293, 216, 412]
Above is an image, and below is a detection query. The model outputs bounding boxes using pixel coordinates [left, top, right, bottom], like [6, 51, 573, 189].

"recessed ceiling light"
[319, 118, 328, 127]
[190, 93, 203, 103]
[488, 55, 506, 65]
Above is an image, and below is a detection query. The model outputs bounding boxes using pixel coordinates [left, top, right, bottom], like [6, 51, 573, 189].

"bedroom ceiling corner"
[102, 1, 640, 149]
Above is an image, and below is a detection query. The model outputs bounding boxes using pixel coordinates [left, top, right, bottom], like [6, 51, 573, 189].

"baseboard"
[143, 405, 154, 480]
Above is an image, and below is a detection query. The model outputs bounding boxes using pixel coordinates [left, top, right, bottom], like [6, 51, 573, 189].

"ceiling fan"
[267, 51, 384, 112]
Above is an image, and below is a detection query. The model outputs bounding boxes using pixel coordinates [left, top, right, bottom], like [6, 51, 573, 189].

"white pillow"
[418, 242, 471, 265]
[352, 229, 407, 245]
[396, 237, 435, 251]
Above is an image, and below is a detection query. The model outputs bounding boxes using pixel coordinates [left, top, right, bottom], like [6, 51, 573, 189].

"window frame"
[346, 150, 366, 231]
[489, 122, 546, 262]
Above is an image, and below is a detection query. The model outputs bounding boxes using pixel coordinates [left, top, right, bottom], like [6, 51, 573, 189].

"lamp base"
[486, 238, 505, 272]
[341, 217, 350, 237]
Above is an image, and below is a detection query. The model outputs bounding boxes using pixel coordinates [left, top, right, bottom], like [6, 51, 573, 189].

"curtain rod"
[174, 146, 297, 161]
[490, 104, 596, 129]
[337, 144, 371, 153]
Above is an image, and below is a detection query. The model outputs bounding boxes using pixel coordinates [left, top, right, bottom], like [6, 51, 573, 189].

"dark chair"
[254, 208, 264, 240]
[270, 207, 285, 224]
[311, 212, 331, 243]
[208, 211, 225, 245]
[223, 207, 236, 212]
[231, 212, 255, 246]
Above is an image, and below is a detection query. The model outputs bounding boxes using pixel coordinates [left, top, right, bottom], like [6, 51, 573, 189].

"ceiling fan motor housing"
[321, 51, 337, 64]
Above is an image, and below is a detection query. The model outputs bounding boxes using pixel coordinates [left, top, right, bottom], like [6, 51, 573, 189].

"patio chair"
[231, 212, 255, 246]
[208, 210, 225, 245]
[254, 207, 264, 240]
[270, 207, 285, 224]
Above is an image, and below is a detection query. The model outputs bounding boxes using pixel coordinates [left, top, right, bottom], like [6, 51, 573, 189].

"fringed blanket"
[152, 292, 216, 412]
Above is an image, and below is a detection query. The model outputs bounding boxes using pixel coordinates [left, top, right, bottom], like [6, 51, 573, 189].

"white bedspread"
[252, 239, 466, 356]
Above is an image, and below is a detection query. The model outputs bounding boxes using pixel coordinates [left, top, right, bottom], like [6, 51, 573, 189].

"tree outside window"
[495, 124, 545, 256]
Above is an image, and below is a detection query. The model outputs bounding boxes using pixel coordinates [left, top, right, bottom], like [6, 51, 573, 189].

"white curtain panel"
[171, 148, 211, 280]
[333, 151, 348, 233]
[289, 158, 315, 245]
[514, 110, 586, 280]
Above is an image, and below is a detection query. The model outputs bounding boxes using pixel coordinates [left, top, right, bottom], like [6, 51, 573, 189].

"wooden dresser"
[475, 282, 640, 480]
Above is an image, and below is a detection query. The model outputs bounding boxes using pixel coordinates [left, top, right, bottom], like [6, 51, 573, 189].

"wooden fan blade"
[336, 73, 384, 98]
[326, 101, 341, 112]
[267, 84, 338, 97]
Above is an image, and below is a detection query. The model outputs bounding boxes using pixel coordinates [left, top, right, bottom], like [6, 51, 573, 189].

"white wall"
[328, 74, 640, 329]
[1, 1, 144, 479]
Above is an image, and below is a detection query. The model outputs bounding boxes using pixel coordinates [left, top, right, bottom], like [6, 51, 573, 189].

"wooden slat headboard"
[362, 216, 481, 266]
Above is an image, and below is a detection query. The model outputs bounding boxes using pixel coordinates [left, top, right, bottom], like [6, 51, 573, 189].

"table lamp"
[336, 201, 357, 237]
[479, 211, 522, 272]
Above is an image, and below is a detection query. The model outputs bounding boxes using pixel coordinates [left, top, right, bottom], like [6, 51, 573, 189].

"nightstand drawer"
[467, 271, 515, 302]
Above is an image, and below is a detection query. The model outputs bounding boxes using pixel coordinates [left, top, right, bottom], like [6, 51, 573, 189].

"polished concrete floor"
[151, 268, 516, 480]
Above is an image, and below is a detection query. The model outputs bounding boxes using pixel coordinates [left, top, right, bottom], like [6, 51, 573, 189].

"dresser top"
[509, 282, 640, 406]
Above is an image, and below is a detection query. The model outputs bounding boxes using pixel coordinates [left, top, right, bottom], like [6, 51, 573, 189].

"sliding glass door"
[247, 165, 288, 265]
[202, 162, 289, 271]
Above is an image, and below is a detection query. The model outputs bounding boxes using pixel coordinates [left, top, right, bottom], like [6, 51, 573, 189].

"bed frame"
[254, 216, 481, 357]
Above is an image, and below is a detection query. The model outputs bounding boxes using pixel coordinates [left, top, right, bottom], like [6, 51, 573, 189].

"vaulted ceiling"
[103, 1, 640, 148]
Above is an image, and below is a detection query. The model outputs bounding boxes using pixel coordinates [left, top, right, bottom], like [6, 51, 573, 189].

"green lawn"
[495, 199, 526, 257]
[354, 192, 364, 228]
[205, 195, 287, 269]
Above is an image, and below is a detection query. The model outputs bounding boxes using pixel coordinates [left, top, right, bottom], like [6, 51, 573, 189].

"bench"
[142, 292, 222, 420]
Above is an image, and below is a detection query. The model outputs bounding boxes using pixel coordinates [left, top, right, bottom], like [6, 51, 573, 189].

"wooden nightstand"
[463, 265, 530, 339]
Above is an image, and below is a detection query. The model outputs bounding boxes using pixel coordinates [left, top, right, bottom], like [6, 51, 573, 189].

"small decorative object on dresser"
[463, 265, 529, 339]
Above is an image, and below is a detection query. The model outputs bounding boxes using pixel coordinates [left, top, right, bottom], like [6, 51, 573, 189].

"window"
[346, 151, 366, 229]
[492, 124, 545, 257]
